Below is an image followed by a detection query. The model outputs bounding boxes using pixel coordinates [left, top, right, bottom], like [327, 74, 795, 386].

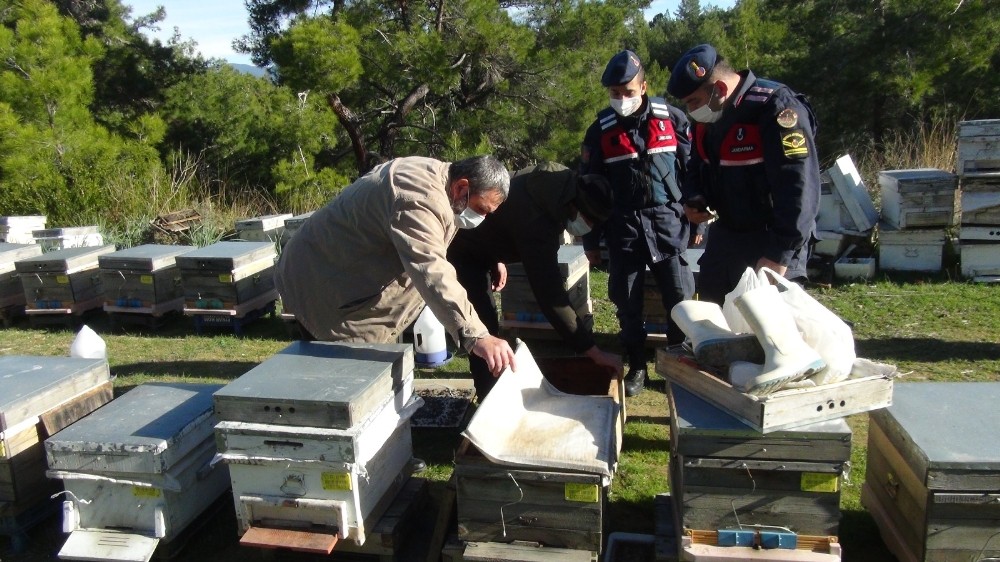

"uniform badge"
[781, 131, 808, 158]
[777, 108, 798, 129]
[658, 121, 666, 131]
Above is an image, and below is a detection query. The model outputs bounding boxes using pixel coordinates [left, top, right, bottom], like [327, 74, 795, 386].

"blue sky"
[124, 0, 737, 66]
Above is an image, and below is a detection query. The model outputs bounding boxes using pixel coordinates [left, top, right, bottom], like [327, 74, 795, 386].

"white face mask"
[610, 95, 642, 117]
[689, 85, 724, 123]
[565, 213, 592, 237]
[455, 206, 486, 229]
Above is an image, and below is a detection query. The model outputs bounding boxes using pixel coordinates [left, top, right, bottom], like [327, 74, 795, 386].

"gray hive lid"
[98, 244, 195, 272]
[213, 341, 414, 429]
[879, 168, 957, 193]
[175, 241, 276, 271]
[873, 382, 1000, 477]
[669, 382, 851, 459]
[0, 243, 43, 273]
[0, 356, 111, 432]
[283, 211, 315, 228]
[14, 244, 116, 273]
[45, 383, 224, 474]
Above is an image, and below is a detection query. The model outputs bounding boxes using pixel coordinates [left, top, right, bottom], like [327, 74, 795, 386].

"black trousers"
[697, 225, 809, 306]
[452, 259, 501, 400]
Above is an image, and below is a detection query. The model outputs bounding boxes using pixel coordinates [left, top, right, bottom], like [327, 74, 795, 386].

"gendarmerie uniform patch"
[776, 108, 798, 128]
[781, 131, 808, 158]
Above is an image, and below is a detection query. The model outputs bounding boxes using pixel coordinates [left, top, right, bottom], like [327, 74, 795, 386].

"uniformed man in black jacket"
[447, 162, 623, 400]
[581, 50, 696, 397]
[667, 44, 820, 305]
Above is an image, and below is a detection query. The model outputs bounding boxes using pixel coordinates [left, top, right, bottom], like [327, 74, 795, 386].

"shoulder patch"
[777, 108, 799, 128]
[781, 130, 809, 159]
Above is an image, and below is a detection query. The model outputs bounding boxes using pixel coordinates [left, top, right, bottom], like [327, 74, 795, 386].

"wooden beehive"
[213, 341, 417, 548]
[31, 226, 104, 252]
[501, 245, 591, 327]
[99, 244, 194, 313]
[0, 356, 112, 509]
[667, 383, 851, 539]
[235, 213, 293, 243]
[15, 245, 116, 313]
[878, 223, 946, 272]
[0, 243, 43, 308]
[862, 382, 1000, 562]
[280, 211, 315, 248]
[957, 119, 1000, 176]
[454, 356, 622, 554]
[0, 216, 46, 244]
[46, 383, 230, 561]
[958, 175, 1000, 225]
[878, 169, 957, 229]
[176, 241, 276, 309]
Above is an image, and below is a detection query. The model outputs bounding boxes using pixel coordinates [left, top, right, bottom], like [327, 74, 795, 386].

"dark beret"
[667, 44, 718, 99]
[601, 50, 643, 87]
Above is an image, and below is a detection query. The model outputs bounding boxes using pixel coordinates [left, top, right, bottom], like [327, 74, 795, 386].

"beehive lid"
[284, 211, 315, 228]
[14, 245, 116, 273]
[872, 382, 1000, 486]
[0, 215, 46, 227]
[878, 169, 957, 193]
[174, 241, 276, 271]
[235, 214, 293, 232]
[958, 119, 1000, 137]
[668, 382, 852, 461]
[213, 341, 413, 429]
[98, 244, 196, 272]
[0, 356, 110, 432]
[0, 243, 43, 273]
[827, 155, 879, 232]
[45, 383, 223, 474]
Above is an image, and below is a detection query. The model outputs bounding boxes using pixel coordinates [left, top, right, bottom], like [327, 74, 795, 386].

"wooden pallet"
[24, 296, 104, 329]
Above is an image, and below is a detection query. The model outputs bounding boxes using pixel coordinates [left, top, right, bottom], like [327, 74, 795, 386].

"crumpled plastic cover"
[461, 341, 616, 477]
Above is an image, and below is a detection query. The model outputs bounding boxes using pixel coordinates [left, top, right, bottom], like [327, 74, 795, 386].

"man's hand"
[585, 249, 603, 268]
[471, 335, 518, 377]
[583, 345, 624, 379]
[755, 257, 787, 277]
[490, 262, 507, 291]
[683, 203, 716, 225]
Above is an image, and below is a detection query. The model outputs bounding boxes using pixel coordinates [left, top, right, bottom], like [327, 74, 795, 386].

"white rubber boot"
[670, 300, 764, 370]
[731, 284, 826, 396]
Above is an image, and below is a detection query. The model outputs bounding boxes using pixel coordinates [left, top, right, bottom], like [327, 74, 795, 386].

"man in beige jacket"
[276, 155, 517, 376]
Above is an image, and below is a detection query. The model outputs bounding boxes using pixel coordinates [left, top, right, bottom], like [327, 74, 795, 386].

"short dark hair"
[449, 155, 510, 200]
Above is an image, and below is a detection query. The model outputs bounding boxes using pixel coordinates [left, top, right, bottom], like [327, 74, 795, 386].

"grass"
[1, 267, 998, 561]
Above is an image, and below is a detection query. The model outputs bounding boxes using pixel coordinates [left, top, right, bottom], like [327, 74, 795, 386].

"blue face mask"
[565, 212, 592, 237]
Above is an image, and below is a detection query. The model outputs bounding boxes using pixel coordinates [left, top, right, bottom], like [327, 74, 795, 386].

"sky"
[123, 0, 737, 67]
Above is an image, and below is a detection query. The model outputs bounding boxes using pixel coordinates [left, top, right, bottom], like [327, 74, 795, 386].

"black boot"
[624, 366, 647, 397]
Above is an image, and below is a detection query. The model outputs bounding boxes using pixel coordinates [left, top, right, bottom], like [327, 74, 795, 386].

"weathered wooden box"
[862, 382, 1000, 562]
[280, 211, 315, 248]
[667, 383, 850, 539]
[878, 223, 946, 272]
[454, 357, 623, 553]
[31, 225, 104, 252]
[235, 213, 293, 243]
[0, 215, 46, 244]
[958, 226, 1000, 280]
[957, 119, 1000, 176]
[0, 243, 43, 307]
[99, 244, 194, 313]
[176, 241, 276, 309]
[1, 356, 112, 508]
[878, 169, 957, 229]
[502, 245, 591, 325]
[655, 349, 893, 433]
[46, 383, 230, 561]
[15, 245, 116, 312]
[958, 175, 1000, 225]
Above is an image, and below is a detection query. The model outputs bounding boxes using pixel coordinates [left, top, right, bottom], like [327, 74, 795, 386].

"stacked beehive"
[45, 383, 230, 561]
[862, 382, 1000, 562]
[99, 244, 194, 321]
[956, 119, 1000, 280]
[0, 216, 46, 244]
[235, 213, 293, 245]
[213, 341, 421, 554]
[31, 226, 104, 253]
[15, 245, 116, 324]
[501, 245, 591, 328]
[817, 155, 879, 280]
[280, 211, 315, 248]
[877, 169, 957, 273]
[0, 356, 113, 547]
[0, 243, 42, 312]
[176, 241, 277, 333]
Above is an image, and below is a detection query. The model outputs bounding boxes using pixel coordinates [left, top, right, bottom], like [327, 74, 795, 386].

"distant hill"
[231, 63, 268, 78]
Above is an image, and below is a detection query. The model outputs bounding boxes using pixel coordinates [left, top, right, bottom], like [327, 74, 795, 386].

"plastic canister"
[413, 305, 450, 367]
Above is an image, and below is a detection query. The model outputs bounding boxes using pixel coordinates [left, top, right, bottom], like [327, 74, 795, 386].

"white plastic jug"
[413, 305, 449, 367]
[70, 324, 107, 360]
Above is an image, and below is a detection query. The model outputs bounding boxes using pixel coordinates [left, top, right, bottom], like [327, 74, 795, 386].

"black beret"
[667, 44, 718, 99]
[601, 50, 643, 87]
[575, 174, 612, 223]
